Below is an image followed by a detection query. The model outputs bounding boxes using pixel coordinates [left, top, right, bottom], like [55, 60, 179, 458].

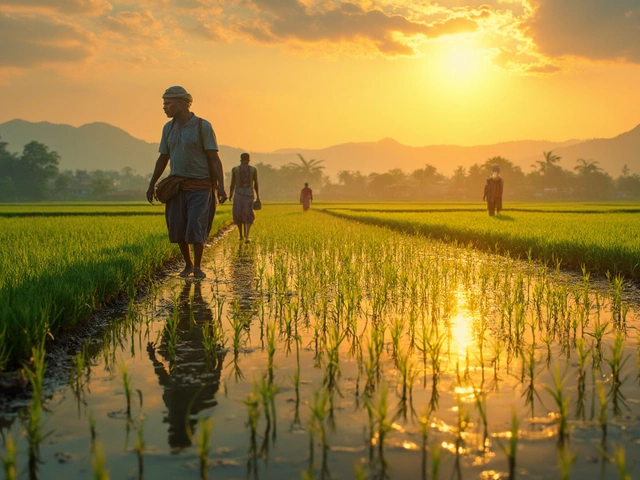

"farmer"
[300, 183, 313, 211]
[483, 164, 504, 216]
[229, 153, 260, 243]
[146, 86, 227, 278]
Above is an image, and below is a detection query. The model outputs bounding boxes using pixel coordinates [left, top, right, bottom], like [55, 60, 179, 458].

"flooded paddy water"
[2, 205, 640, 479]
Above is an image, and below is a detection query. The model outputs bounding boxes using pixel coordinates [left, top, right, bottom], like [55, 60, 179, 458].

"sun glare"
[426, 38, 488, 87]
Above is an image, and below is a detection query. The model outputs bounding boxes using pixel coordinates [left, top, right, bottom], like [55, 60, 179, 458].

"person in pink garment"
[300, 183, 313, 211]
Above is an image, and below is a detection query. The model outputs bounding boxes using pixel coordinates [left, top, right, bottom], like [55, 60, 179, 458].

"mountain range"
[1, 118, 639, 178]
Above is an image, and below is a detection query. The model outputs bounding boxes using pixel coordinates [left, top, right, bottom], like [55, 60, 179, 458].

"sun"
[444, 45, 479, 77]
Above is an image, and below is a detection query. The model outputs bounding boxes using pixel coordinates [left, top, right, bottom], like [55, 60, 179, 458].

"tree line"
[1, 139, 639, 202]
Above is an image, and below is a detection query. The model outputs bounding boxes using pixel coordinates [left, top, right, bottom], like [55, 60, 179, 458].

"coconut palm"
[287, 154, 325, 180]
[574, 158, 602, 176]
[532, 151, 561, 174]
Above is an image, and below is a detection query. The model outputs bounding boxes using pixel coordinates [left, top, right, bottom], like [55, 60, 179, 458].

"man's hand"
[218, 190, 228, 204]
[146, 185, 156, 204]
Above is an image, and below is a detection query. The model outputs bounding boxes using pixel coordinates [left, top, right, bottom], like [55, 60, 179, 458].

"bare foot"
[193, 268, 206, 278]
[179, 266, 194, 277]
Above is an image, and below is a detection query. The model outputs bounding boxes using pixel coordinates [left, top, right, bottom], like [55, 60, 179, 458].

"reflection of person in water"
[230, 245, 258, 321]
[147, 281, 225, 451]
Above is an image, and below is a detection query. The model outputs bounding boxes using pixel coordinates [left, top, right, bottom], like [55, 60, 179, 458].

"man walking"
[146, 86, 227, 278]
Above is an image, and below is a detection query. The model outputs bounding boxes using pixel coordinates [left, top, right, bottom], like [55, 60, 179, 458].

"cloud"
[523, 0, 640, 63]
[103, 9, 163, 38]
[224, 0, 479, 56]
[0, 13, 95, 68]
[0, 0, 112, 15]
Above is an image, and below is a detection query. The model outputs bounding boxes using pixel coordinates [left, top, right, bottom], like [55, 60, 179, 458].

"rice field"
[1, 203, 640, 480]
[322, 204, 640, 281]
[0, 203, 231, 368]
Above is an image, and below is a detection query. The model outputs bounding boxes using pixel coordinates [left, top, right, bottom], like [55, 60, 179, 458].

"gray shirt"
[159, 114, 218, 179]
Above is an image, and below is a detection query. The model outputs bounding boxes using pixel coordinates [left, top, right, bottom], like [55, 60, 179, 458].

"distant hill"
[540, 124, 640, 176]
[1, 118, 639, 177]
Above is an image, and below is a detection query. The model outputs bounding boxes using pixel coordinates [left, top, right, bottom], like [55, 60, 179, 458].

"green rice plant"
[491, 336, 504, 386]
[395, 348, 417, 420]
[135, 418, 145, 480]
[611, 443, 632, 480]
[497, 409, 519, 480]
[575, 338, 590, 420]
[91, 441, 109, 480]
[521, 343, 542, 418]
[608, 273, 625, 325]
[244, 391, 260, 443]
[323, 326, 345, 392]
[473, 386, 489, 452]
[557, 444, 577, 480]
[88, 410, 97, 447]
[544, 365, 570, 445]
[390, 317, 405, 358]
[256, 374, 277, 441]
[1, 432, 16, 480]
[22, 342, 51, 461]
[229, 314, 246, 354]
[117, 361, 133, 417]
[309, 388, 330, 465]
[366, 383, 392, 463]
[0, 325, 11, 372]
[0, 208, 231, 367]
[586, 317, 610, 370]
[197, 417, 212, 480]
[418, 409, 430, 478]
[605, 331, 630, 416]
[266, 320, 276, 384]
[431, 441, 440, 480]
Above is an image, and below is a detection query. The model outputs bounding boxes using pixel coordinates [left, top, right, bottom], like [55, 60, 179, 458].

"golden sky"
[1, 0, 640, 152]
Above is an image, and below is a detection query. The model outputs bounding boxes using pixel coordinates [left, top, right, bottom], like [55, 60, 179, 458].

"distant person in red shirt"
[483, 164, 504, 216]
[300, 183, 313, 211]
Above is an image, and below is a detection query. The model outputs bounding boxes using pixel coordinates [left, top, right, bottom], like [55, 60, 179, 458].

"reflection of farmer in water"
[230, 245, 258, 320]
[483, 164, 504, 216]
[300, 183, 313, 211]
[147, 281, 225, 451]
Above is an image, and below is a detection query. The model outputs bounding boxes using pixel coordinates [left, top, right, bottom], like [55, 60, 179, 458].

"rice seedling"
[22, 342, 51, 465]
[88, 410, 97, 447]
[611, 443, 632, 480]
[557, 444, 577, 480]
[265, 320, 276, 384]
[473, 386, 489, 452]
[544, 365, 571, 445]
[229, 313, 247, 355]
[196, 417, 213, 480]
[309, 388, 330, 469]
[244, 390, 260, 454]
[394, 348, 417, 420]
[521, 343, 542, 418]
[0, 433, 16, 480]
[367, 383, 392, 466]
[135, 418, 145, 480]
[91, 441, 109, 480]
[418, 409, 430, 478]
[256, 374, 277, 444]
[497, 409, 519, 480]
[431, 441, 441, 480]
[117, 360, 133, 417]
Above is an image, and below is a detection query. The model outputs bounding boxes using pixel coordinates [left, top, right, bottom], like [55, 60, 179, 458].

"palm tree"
[532, 150, 561, 174]
[574, 158, 602, 176]
[287, 154, 325, 180]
